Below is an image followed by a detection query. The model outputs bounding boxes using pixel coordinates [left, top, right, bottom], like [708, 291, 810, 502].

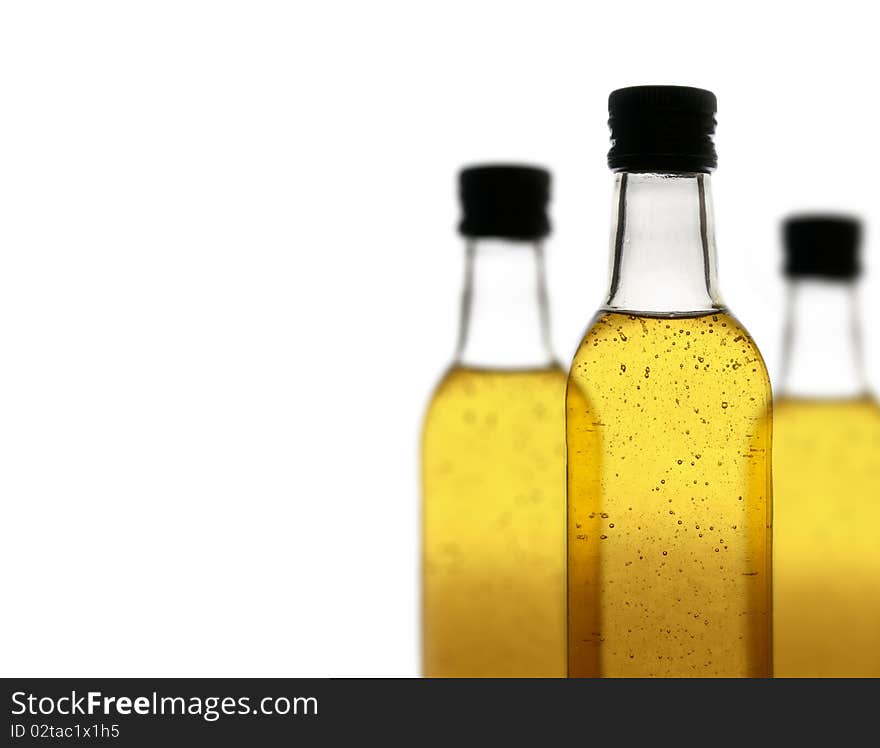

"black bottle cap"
[458, 165, 551, 241]
[783, 215, 862, 280]
[608, 86, 717, 173]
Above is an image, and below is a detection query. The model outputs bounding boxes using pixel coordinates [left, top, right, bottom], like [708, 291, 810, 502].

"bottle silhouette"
[422, 165, 566, 677]
[566, 87, 773, 677]
[773, 215, 880, 677]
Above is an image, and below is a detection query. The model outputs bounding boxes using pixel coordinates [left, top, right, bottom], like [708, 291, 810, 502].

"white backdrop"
[1, 1, 878, 677]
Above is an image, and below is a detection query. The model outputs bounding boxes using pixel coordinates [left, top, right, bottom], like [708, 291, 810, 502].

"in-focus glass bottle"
[422, 165, 566, 677]
[566, 87, 773, 677]
[773, 215, 880, 677]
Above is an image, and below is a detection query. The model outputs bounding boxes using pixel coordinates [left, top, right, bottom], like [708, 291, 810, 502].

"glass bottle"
[422, 165, 566, 677]
[567, 87, 772, 677]
[773, 215, 880, 677]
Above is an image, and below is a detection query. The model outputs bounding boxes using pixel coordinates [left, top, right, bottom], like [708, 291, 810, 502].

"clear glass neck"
[455, 237, 557, 369]
[604, 172, 723, 315]
[780, 279, 868, 399]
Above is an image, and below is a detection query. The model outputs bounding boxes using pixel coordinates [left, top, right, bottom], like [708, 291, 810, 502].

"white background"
[1, 1, 878, 677]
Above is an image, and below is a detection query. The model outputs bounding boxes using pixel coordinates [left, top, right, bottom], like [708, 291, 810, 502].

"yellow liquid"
[422, 366, 567, 677]
[567, 312, 773, 677]
[773, 396, 880, 677]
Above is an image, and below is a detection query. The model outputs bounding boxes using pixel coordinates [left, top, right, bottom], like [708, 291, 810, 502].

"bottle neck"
[605, 172, 723, 315]
[455, 237, 556, 369]
[780, 280, 867, 399]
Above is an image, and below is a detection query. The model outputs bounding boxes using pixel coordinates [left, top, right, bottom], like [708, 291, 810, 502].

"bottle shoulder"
[425, 364, 567, 419]
[567, 310, 771, 402]
[774, 393, 880, 425]
[432, 363, 565, 389]
[423, 364, 568, 453]
[773, 396, 880, 472]
[571, 310, 765, 360]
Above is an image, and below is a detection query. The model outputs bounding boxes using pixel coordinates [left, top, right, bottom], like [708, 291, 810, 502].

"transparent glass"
[567, 172, 773, 677]
[422, 238, 566, 677]
[605, 173, 722, 314]
[779, 280, 867, 398]
[774, 278, 880, 676]
[456, 238, 556, 368]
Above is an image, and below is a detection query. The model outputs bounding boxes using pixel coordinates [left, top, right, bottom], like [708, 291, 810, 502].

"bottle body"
[422, 365, 567, 677]
[773, 396, 880, 677]
[421, 168, 565, 678]
[771, 247, 880, 676]
[567, 311, 772, 676]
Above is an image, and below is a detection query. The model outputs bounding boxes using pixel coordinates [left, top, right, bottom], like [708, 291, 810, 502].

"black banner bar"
[3, 678, 877, 744]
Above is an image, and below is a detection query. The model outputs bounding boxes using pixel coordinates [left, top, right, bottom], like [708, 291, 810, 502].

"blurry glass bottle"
[774, 215, 880, 677]
[567, 87, 772, 677]
[422, 165, 566, 677]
